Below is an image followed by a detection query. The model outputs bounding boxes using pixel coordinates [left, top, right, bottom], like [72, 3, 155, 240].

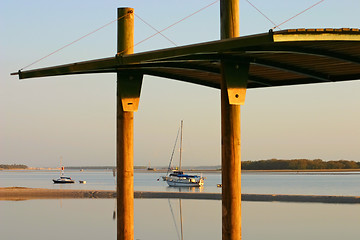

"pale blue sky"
[1, 0, 360, 167]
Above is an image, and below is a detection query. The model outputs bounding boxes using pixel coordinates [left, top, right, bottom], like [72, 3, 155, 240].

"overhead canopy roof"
[13, 28, 360, 89]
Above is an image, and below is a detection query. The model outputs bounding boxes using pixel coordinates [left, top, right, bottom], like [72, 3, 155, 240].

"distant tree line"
[0, 164, 28, 169]
[66, 166, 115, 170]
[242, 159, 360, 170]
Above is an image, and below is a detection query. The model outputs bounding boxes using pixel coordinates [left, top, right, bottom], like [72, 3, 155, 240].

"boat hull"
[166, 180, 203, 187]
[52, 179, 75, 184]
[163, 176, 204, 187]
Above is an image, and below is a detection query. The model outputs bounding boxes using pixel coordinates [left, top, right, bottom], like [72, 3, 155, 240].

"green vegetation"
[0, 164, 28, 170]
[242, 159, 360, 170]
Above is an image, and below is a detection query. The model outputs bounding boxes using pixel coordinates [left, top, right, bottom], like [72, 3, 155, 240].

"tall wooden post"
[116, 7, 142, 240]
[220, 1, 247, 240]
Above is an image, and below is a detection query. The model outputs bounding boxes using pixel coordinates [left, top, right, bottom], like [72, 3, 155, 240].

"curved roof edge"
[273, 28, 360, 42]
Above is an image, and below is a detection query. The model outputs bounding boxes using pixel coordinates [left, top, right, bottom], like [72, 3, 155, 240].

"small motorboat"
[53, 161, 74, 184]
[53, 176, 75, 184]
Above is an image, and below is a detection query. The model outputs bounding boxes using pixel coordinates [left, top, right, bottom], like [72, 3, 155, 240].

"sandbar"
[1, 187, 360, 203]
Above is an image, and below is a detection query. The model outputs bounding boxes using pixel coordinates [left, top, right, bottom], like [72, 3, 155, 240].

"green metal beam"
[244, 45, 360, 65]
[13, 57, 118, 79]
[251, 58, 331, 82]
[11, 29, 360, 90]
[119, 33, 273, 64]
[11, 33, 272, 79]
[247, 75, 273, 87]
[138, 69, 220, 89]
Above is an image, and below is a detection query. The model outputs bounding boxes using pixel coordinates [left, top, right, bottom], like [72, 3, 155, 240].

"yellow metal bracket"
[221, 60, 249, 105]
[117, 73, 143, 112]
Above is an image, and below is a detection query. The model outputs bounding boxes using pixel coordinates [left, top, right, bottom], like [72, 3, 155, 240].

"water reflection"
[0, 199, 116, 240]
[171, 186, 204, 193]
[113, 199, 116, 220]
[242, 202, 360, 240]
[133, 199, 221, 240]
[168, 199, 183, 240]
[1, 199, 360, 240]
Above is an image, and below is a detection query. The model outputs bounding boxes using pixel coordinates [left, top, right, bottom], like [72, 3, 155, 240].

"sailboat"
[162, 121, 204, 187]
[52, 157, 75, 184]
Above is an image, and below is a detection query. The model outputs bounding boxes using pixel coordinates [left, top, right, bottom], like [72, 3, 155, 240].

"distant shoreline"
[2, 168, 360, 173]
[138, 168, 360, 173]
[3, 159, 360, 172]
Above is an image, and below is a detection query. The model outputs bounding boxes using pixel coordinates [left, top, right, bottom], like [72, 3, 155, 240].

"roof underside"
[14, 28, 360, 89]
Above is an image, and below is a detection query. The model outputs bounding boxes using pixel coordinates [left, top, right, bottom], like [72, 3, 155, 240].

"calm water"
[1, 170, 360, 195]
[1, 170, 360, 240]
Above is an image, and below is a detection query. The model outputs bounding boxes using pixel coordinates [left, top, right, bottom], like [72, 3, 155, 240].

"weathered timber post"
[116, 7, 143, 240]
[220, 1, 249, 240]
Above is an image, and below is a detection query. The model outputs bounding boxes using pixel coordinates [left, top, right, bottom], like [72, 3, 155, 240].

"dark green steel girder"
[11, 28, 360, 90]
[244, 45, 360, 65]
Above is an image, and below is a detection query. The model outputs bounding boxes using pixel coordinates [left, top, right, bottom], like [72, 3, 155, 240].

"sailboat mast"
[179, 120, 183, 170]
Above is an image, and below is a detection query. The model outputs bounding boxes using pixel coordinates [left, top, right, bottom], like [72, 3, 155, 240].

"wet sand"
[0, 187, 116, 200]
[1, 187, 360, 203]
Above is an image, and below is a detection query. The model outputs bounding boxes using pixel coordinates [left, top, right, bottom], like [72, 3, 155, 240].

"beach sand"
[0, 187, 116, 200]
[1, 187, 360, 203]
